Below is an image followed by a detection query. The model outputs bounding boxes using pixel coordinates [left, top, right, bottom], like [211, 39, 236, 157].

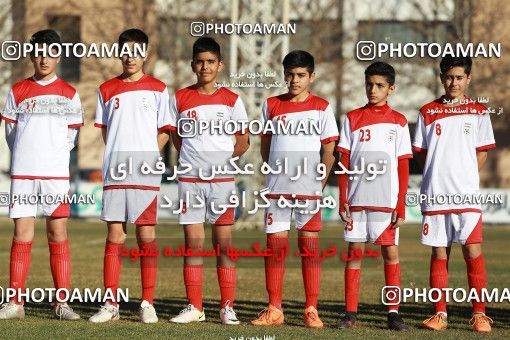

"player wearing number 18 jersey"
[414, 56, 495, 332]
[337, 62, 411, 331]
[168, 37, 249, 325]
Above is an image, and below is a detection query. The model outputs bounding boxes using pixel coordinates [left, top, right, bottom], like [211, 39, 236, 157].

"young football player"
[168, 37, 249, 325]
[89, 28, 172, 324]
[337, 61, 412, 331]
[0, 29, 83, 320]
[251, 50, 338, 328]
[414, 56, 495, 332]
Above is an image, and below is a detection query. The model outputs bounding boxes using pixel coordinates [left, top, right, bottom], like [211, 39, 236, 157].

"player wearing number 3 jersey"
[89, 29, 172, 324]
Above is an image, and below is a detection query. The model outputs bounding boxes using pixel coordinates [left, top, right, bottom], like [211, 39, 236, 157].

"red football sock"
[49, 240, 71, 302]
[265, 235, 288, 310]
[104, 241, 124, 306]
[344, 267, 360, 313]
[430, 257, 448, 313]
[184, 264, 203, 311]
[299, 236, 321, 308]
[138, 240, 158, 304]
[384, 263, 401, 311]
[465, 254, 487, 314]
[10, 240, 32, 305]
[217, 266, 236, 308]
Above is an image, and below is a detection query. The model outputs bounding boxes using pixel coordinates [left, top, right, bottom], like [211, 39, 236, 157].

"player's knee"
[212, 230, 233, 246]
[297, 230, 319, 238]
[46, 229, 67, 242]
[217, 254, 234, 267]
[135, 227, 155, 243]
[108, 230, 126, 244]
[381, 245, 399, 263]
[346, 259, 362, 269]
[212, 241, 229, 253]
[462, 243, 482, 259]
[14, 229, 34, 242]
[431, 247, 448, 259]
[136, 236, 155, 244]
[13, 218, 35, 241]
[186, 236, 205, 248]
[382, 254, 399, 264]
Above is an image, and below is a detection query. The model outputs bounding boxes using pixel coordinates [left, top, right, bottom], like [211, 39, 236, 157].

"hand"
[390, 211, 404, 229]
[340, 204, 352, 224]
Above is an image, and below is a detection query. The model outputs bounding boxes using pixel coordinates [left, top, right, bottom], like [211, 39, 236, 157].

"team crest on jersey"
[387, 129, 397, 142]
[141, 97, 150, 111]
[463, 122, 472, 135]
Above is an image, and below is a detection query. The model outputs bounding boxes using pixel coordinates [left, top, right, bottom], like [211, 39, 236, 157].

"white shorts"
[264, 198, 322, 234]
[101, 188, 158, 225]
[343, 210, 398, 245]
[420, 212, 482, 247]
[177, 181, 236, 225]
[9, 179, 70, 218]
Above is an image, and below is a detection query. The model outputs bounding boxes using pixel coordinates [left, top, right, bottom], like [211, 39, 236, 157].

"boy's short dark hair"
[364, 61, 395, 85]
[282, 50, 314, 74]
[29, 29, 61, 47]
[118, 28, 149, 47]
[440, 56, 472, 75]
[192, 37, 221, 60]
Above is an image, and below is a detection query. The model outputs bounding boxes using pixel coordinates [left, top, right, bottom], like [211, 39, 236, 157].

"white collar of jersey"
[32, 74, 58, 86]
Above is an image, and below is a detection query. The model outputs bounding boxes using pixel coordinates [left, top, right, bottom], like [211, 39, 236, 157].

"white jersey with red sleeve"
[94, 74, 172, 189]
[261, 93, 339, 199]
[412, 97, 496, 214]
[169, 85, 248, 182]
[338, 103, 412, 211]
[1, 76, 83, 179]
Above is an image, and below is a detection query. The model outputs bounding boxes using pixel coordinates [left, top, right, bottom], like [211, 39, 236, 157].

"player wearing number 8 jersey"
[337, 62, 411, 331]
[414, 56, 495, 332]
